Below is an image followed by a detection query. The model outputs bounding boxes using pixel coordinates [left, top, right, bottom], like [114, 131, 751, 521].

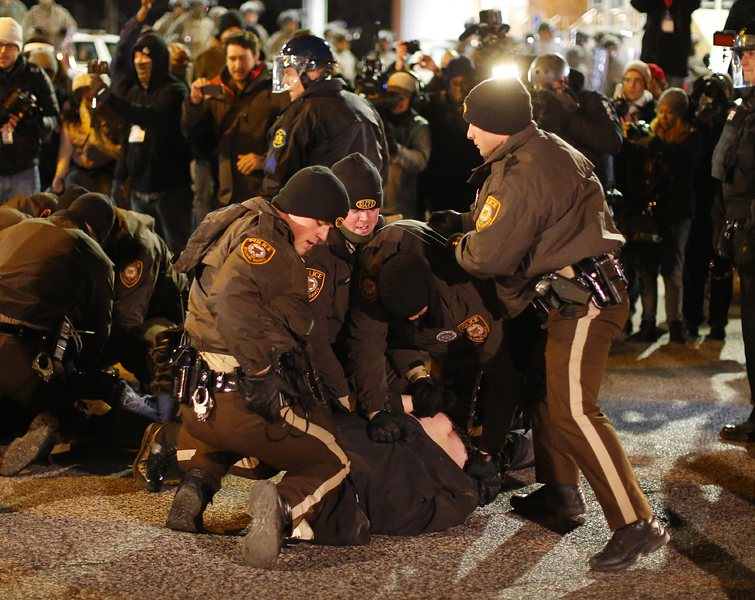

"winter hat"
[27, 48, 57, 76]
[378, 253, 431, 319]
[68, 192, 116, 242]
[623, 60, 652, 88]
[443, 55, 475, 81]
[386, 71, 418, 96]
[272, 166, 349, 224]
[218, 10, 243, 39]
[647, 63, 666, 84]
[331, 153, 382, 210]
[658, 87, 689, 116]
[0, 17, 22, 51]
[58, 184, 89, 209]
[463, 77, 533, 135]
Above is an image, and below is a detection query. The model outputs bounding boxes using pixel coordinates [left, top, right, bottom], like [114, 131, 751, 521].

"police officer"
[261, 34, 389, 198]
[714, 22, 755, 442]
[348, 220, 511, 454]
[0, 193, 114, 475]
[166, 166, 351, 568]
[305, 152, 383, 408]
[452, 76, 668, 571]
[527, 52, 622, 190]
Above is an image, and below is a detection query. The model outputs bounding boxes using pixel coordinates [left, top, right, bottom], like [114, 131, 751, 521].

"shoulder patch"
[272, 128, 287, 149]
[120, 260, 143, 288]
[307, 268, 326, 301]
[241, 237, 276, 265]
[458, 314, 490, 343]
[475, 195, 501, 231]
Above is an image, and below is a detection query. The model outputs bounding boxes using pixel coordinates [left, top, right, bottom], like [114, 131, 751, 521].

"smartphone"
[200, 84, 224, 98]
[713, 30, 736, 47]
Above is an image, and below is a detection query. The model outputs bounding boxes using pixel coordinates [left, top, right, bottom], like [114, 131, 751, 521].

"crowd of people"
[0, 0, 754, 575]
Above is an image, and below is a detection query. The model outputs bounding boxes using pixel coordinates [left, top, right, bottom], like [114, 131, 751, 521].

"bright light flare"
[491, 63, 520, 79]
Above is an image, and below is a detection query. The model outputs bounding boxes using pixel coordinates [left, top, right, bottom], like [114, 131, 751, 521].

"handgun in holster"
[573, 254, 628, 308]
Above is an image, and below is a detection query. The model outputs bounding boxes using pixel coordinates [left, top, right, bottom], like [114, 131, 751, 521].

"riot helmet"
[527, 53, 570, 91]
[272, 34, 336, 94]
[732, 21, 755, 88]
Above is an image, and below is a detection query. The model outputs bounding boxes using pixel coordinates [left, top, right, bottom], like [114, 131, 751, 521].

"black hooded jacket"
[103, 31, 191, 193]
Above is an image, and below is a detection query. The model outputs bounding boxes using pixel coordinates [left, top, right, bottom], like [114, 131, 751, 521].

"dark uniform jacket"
[455, 122, 624, 318]
[173, 197, 312, 373]
[182, 64, 289, 205]
[0, 55, 59, 176]
[349, 220, 503, 415]
[105, 34, 191, 194]
[304, 228, 359, 398]
[711, 89, 755, 265]
[261, 78, 389, 198]
[536, 87, 623, 190]
[105, 208, 187, 334]
[331, 412, 478, 535]
[0, 218, 113, 368]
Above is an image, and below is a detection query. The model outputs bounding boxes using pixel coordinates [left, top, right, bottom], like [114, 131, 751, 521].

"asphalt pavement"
[1, 303, 754, 599]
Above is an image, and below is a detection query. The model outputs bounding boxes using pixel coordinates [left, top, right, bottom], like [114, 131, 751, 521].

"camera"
[625, 120, 651, 141]
[0, 89, 41, 126]
[87, 59, 109, 75]
[355, 58, 401, 109]
[459, 8, 510, 42]
[403, 39, 421, 54]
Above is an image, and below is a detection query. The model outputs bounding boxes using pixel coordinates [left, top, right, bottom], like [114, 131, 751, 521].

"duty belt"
[0, 322, 48, 340]
[531, 254, 627, 319]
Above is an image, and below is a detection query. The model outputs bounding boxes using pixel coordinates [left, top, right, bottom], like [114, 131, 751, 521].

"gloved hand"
[407, 377, 456, 418]
[367, 410, 407, 443]
[428, 210, 463, 238]
[464, 450, 503, 506]
[238, 369, 299, 423]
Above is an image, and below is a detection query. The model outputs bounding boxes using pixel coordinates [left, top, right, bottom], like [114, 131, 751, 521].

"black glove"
[428, 210, 463, 238]
[367, 410, 407, 443]
[407, 377, 456, 418]
[464, 450, 503, 506]
[238, 369, 298, 423]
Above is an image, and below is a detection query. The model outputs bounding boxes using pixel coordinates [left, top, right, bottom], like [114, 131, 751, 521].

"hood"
[132, 31, 170, 89]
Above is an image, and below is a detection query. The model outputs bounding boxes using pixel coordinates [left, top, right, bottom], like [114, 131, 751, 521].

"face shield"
[731, 32, 755, 88]
[272, 54, 308, 94]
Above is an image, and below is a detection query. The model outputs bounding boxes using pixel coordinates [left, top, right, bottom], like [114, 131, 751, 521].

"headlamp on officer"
[272, 34, 336, 96]
[731, 21, 755, 89]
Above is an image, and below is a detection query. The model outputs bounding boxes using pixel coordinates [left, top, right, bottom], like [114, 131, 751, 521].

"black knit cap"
[463, 77, 533, 135]
[271, 166, 349, 224]
[68, 192, 116, 242]
[58, 184, 89, 209]
[378, 253, 431, 319]
[331, 153, 383, 210]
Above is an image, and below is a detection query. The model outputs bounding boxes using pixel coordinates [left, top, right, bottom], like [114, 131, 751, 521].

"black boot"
[668, 320, 686, 344]
[133, 422, 181, 492]
[166, 468, 214, 533]
[0, 412, 59, 476]
[589, 516, 670, 571]
[629, 320, 658, 343]
[242, 481, 291, 568]
[720, 407, 755, 442]
[510, 484, 587, 520]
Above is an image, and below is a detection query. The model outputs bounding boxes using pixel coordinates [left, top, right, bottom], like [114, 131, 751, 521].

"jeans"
[130, 185, 193, 254]
[637, 219, 691, 324]
[0, 166, 40, 204]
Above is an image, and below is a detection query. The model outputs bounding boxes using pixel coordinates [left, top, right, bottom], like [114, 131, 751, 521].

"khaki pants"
[533, 300, 653, 530]
[177, 392, 350, 530]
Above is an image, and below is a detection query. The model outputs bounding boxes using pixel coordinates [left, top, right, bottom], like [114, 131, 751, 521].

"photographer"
[527, 52, 622, 191]
[182, 29, 288, 208]
[379, 71, 430, 220]
[0, 17, 58, 204]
